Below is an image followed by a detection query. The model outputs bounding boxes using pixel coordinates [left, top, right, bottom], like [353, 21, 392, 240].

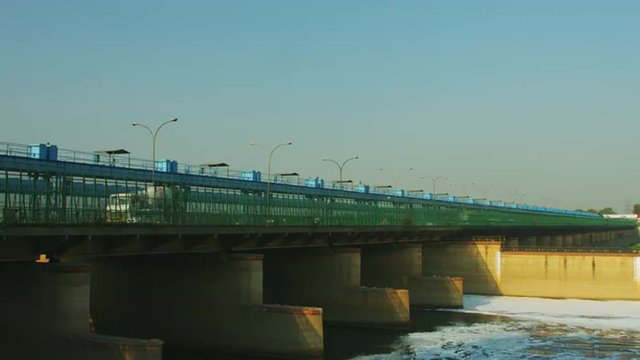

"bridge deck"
[0, 142, 635, 231]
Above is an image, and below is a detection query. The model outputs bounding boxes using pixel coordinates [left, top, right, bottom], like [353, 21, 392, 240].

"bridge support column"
[361, 244, 463, 308]
[572, 234, 584, 247]
[91, 253, 323, 359]
[422, 240, 502, 295]
[264, 248, 410, 327]
[563, 234, 574, 247]
[583, 233, 594, 246]
[0, 262, 90, 358]
[503, 237, 519, 247]
[537, 235, 551, 247]
[519, 236, 536, 247]
[549, 235, 563, 247]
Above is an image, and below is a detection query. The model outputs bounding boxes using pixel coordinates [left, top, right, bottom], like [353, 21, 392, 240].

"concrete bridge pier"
[572, 234, 585, 247]
[0, 262, 91, 358]
[537, 235, 552, 247]
[263, 248, 410, 327]
[583, 233, 594, 246]
[563, 234, 574, 247]
[0, 261, 166, 360]
[549, 235, 563, 247]
[519, 236, 537, 247]
[590, 232, 602, 245]
[600, 232, 609, 244]
[422, 239, 502, 295]
[91, 253, 323, 359]
[503, 237, 519, 247]
[360, 244, 463, 308]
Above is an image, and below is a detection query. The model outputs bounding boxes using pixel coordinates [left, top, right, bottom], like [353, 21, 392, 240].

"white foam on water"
[460, 295, 640, 331]
[351, 295, 640, 360]
[352, 322, 566, 360]
[356, 324, 531, 360]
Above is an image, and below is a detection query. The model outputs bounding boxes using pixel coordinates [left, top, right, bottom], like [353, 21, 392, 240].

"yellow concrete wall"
[501, 252, 640, 300]
[423, 241, 640, 300]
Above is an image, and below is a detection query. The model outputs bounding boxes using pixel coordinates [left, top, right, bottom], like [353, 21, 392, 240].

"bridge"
[0, 141, 637, 359]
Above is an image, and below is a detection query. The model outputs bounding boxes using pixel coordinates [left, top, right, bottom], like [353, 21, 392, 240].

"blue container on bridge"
[27, 144, 58, 161]
[241, 170, 261, 181]
[393, 189, 405, 197]
[355, 184, 370, 193]
[423, 192, 434, 200]
[28, 144, 48, 160]
[47, 145, 58, 161]
[155, 160, 178, 173]
[304, 178, 325, 188]
[455, 197, 473, 204]
[435, 195, 454, 202]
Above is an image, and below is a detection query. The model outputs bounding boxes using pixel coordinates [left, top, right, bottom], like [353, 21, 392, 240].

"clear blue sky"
[2, 0, 639, 211]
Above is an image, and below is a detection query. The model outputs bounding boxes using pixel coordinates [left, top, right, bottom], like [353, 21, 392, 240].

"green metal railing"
[0, 167, 634, 229]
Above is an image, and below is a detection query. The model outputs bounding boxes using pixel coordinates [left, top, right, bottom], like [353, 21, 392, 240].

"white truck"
[106, 186, 176, 223]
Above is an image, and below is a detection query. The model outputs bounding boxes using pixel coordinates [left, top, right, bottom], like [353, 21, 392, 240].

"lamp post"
[250, 141, 293, 216]
[322, 156, 358, 183]
[132, 118, 178, 186]
[423, 176, 448, 194]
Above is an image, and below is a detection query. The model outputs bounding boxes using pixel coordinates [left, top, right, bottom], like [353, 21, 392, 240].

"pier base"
[77, 334, 163, 360]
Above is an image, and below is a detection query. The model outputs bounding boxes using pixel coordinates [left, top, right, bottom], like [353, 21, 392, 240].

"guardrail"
[0, 141, 618, 220]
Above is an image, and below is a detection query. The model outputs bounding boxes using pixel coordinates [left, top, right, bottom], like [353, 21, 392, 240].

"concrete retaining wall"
[423, 240, 640, 300]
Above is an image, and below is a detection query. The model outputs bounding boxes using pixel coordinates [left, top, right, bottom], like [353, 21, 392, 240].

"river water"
[169, 294, 640, 359]
[170, 295, 640, 360]
[334, 295, 640, 360]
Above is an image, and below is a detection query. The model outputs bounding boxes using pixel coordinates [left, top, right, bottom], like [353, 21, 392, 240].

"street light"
[250, 141, 293, 216]
[423, 176, 448, 194]
[132, 117, 178, 186]
[322, 156, 358, 183]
